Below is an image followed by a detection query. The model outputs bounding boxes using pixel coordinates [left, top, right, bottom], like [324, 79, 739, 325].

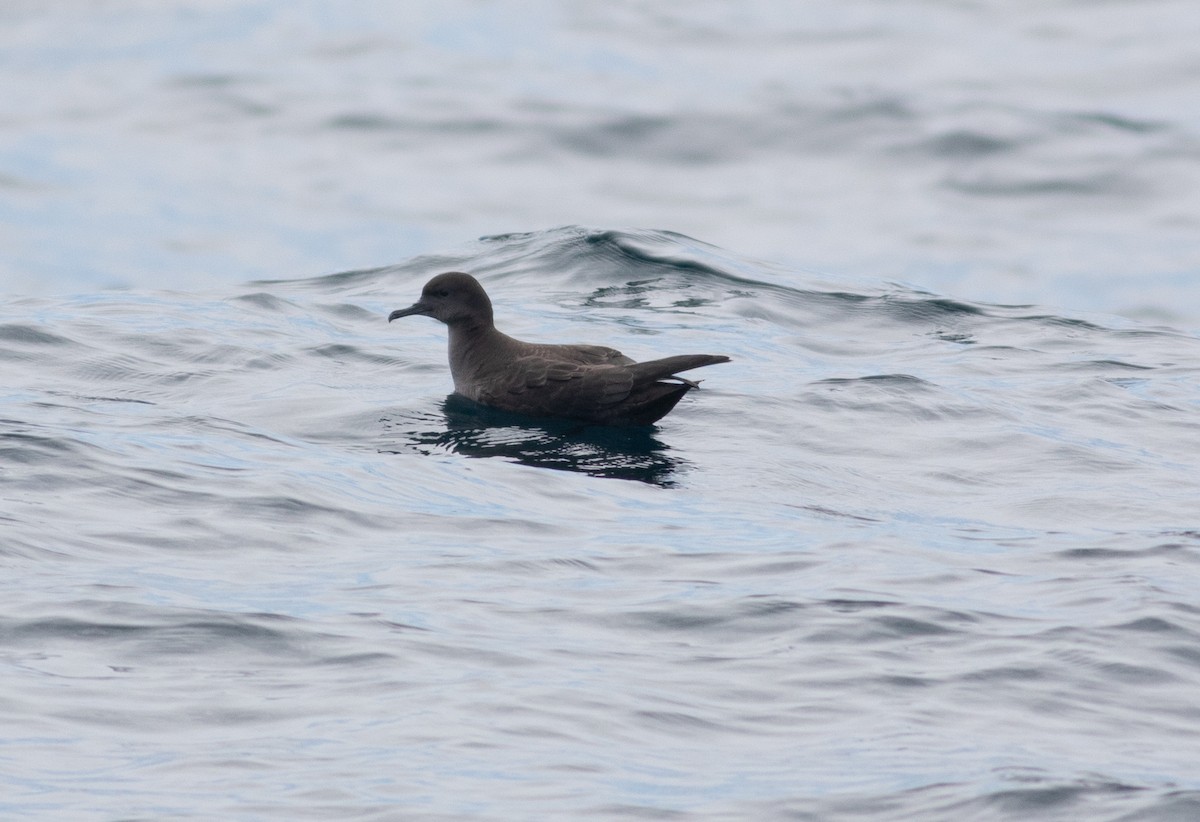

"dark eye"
[433, 289, 449, 298]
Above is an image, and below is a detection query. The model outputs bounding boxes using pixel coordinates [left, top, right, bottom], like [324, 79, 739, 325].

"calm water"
[4, 2, 1200, 821]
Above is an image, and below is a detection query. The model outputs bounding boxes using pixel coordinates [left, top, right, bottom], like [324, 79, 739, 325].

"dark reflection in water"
[381, 394, 685, 486]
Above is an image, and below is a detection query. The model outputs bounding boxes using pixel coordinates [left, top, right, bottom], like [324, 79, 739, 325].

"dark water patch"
[0, 430, 84, 464]
[364, 617, 431, 635]
[0, 171, 44, 190]
[1053, 542, 1200, 564]
[140, 618, 312, 659]
[313, 301, 379, 321]
[541, 108, 870, 165]
[1097, 661, 1179, 685]
[771, 778, 1195, 822]
[735, 597, 806, 621]
[582, 278, 667, 310]
[1056, 358, 1156, 372]
[70, 354, 220, 388]
[805, 374, 998, 423]
[876, 673, 933, 689]
[633, 709, 729, 734]
[1071, 111, 1169, 134]
[920, 129, 1019, 158]
[947, 170, 1136, 198]
[827, 94, 915, 124]
[164, 341, 253, 367]
[243, 351, 297, 370]
[382, 394, 687, 486]
[0, 323, 77, 347]
[816, 373, 935, 389]
[1164, 645, 1200, 672]
[316, 651, 401, 669]
[229, 292, 298, 312]
[807, 610, 969, 645]
[788, 504, 884, 525]
[359, 114, 506, 137]
[865, 614, 963, 639]
[878, 293, 988, 321]
[1118, 792, 1200, 822]
[901, 106, 1168, 165]
[962, 665, 1049, 684]
[167, 74, 277, 117]
[0, 608, 311, 660]
[168, 73, 250, 89]
[823, 599, 898, 613]
[597, 596, 813, 642]
[954, 778, 1144, 817]
[589, 803, 693, 820]
[493, 556, 605, 577]
[325, 112, 406, 131]
[43, 390, 156, 406]
[1114, 617, 1193, 636]
[585, 228, 737, 282]
[931, 329, 977, 344]
[222, 493, 388, 532]
[556, 114, 706, 162]
[2, 616, 151, 644]
[305, 342, 396, 365]
[579, 277, 731, 313]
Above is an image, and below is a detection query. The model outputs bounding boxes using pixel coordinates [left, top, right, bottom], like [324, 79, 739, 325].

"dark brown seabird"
[388, 272, 730, 426]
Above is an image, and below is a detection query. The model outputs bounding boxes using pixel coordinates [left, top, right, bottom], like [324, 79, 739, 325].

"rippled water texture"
[6, 0, 1200, 818]
[4, 227, 1200, 820]
[3, 0, 1200, 326]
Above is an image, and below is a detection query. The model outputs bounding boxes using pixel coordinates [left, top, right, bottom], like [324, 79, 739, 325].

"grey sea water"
[4, 2, 1200, 821]
[4, 1, 1200, 325]
[5, 227, 1200, 820]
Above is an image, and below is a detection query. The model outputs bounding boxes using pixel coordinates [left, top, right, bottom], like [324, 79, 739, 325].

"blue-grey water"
[5, 3, 1200, 821]
[6, 227, 1200, 820]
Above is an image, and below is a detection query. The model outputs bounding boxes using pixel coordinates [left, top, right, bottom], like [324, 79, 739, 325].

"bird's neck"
[446, 321, 512, 393]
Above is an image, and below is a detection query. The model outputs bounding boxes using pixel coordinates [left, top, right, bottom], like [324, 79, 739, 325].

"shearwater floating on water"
[388, 272, 730, 426]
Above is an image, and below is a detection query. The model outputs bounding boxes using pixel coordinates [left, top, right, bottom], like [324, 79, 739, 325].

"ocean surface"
[4, 3, 1200, 822]
[5, 226, 1200, 820]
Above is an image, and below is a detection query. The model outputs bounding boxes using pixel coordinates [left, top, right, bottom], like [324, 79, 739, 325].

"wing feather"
[477, 356, 634, 416]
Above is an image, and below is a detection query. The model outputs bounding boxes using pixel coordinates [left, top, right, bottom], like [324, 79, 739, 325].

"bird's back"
[514, 340, 635, 367]
[470, 343, 729, 425]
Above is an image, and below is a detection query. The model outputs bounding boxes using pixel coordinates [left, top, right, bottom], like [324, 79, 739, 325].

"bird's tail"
[629, 354, 730, 385]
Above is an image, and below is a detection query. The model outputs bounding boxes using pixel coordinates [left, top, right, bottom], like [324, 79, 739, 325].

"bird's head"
[388, 272, 494, 327]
